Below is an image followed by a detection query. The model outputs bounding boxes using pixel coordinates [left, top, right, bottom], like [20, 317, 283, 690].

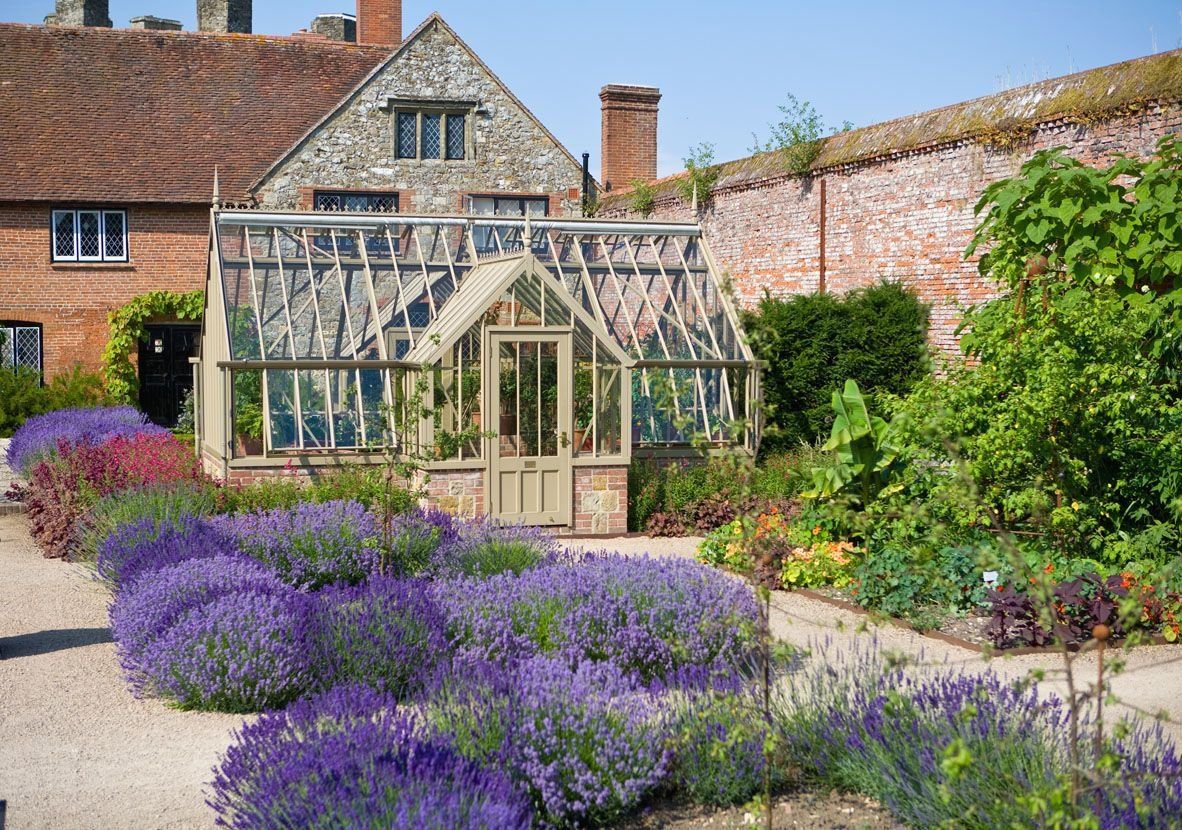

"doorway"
[138, 323, 200, 428]
[488, 329, 570, 525]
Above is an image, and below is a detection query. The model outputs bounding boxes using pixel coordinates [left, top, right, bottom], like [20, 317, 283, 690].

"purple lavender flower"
[207, 684, 533, 829]
[6, 405, 167, 474]
[318, 576, 449, 698]
[96, 515, 239, 589]
[441, 554, 759, 688]
[380, 507, 459, 576]
[111, 554, 288, 688]
[427, 655, 669, 826]
[138, 589, 324, 712]
[213, 500, 380, 589]
[670, 689, 767, 806]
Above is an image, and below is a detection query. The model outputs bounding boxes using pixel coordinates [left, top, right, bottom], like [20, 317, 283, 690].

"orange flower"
[1043, 562, 1055, 574]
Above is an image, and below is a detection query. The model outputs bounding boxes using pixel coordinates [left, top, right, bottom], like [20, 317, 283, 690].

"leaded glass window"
[50, 209, 127, 262]
[396, 111, 417, 159]
[445, 113, 466, 160]
[421, 114, 441, 159]
[1, 323, 41, 374]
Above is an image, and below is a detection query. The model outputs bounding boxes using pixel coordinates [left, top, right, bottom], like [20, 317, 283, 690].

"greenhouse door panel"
[489, 331, 570, 526]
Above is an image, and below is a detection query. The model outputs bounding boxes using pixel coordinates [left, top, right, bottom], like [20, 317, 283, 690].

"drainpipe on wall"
[818, 177, 827, 294]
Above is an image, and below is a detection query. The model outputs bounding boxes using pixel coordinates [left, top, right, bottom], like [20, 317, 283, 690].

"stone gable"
[253, 16, 583, 214]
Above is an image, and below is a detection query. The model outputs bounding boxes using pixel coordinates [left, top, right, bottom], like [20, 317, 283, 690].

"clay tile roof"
[0, 23, 391, 203]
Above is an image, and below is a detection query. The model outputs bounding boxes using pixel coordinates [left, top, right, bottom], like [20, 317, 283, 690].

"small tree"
[750, 93, 852, 174]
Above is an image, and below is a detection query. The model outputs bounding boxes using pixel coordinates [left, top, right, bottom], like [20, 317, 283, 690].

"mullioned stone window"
[392, 104, 472, 161]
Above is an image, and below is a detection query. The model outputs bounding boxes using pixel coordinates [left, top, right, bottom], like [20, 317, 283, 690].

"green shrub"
[745, 281, 929, 451]
[215, 466, 409, 514]
[627, 459, 666, 532]
[0, 365, 109, 437]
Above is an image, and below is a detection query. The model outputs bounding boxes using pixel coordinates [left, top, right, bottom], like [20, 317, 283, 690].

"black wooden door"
[138, 324, 200, 427]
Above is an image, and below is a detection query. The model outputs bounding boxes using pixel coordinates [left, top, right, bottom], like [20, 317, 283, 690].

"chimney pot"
[356, 0, 402, 46]
[599, 84, 661, 192]
[197, 0, 252, 34]
[311, 12, 357, 42]
[44, 0, 111, 27]
[130, 14, 183, 30]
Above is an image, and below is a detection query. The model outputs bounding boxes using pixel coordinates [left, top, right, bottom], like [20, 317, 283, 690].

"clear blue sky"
[8, 0, 1182, 175]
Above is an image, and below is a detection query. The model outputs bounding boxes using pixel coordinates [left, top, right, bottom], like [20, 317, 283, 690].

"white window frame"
[51, 208, 128, 263]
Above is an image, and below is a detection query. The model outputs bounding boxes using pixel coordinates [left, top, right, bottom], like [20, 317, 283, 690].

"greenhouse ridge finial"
[523, 207, 533, 249]
[212, 166, 221, 208]
[691, 180, 698, 213]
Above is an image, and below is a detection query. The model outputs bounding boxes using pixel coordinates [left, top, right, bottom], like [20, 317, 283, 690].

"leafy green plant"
[676, 143, 720, 207]
[805, 380, 903, 506]
[627, 177, 657, 218]
[103, 290, 204, 404]
[749, 93, 827, 173]
[0, 366, 110, 437]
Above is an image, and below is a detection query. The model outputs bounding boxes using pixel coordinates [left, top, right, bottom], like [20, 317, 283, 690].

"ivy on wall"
[102, 290, 205, 404]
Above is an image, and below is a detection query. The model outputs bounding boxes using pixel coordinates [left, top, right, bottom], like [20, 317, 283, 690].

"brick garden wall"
[0, 202, 209, 377]
[601, 105, 1182, 353]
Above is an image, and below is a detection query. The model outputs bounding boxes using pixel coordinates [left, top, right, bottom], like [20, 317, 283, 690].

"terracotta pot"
[235, 433, 263, 457]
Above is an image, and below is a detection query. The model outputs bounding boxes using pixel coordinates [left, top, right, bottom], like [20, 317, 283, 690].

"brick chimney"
[44, 0, 111, 27]
[197, 0, 251, 34]
[356, 0, 401, 46]
[311, 12, 357, 42]
[599, 84, 661, 192]
[130, 15, 183, 30]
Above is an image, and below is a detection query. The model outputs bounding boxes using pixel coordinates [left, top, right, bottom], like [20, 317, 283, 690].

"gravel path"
[0, 514, 240, 829]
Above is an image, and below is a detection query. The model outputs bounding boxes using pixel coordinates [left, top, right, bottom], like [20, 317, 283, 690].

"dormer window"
[393, 105, 470, 161]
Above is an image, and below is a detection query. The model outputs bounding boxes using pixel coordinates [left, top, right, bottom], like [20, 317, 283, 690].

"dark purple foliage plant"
[318, 576, 449, 698]
[426, 655, 670, 827]
[5, 405, 166, 475]
[986, 572, 1131, 648]
[96, 515, 238, 589]
[442, 554, 759, 688]
[207, 684, 533, 830]
[214, 500, 380, 589]
[111, 554, 288, 686]
[137, 588, 323, 712]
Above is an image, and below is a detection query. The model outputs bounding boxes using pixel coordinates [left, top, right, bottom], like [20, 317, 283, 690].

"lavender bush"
[427, 655, 670, 826]
[214, 500, 380, 589]
[111, 555, 288, 682]
[76, 481, 217, 565]
[6, 405, 166, 474]
[778, 642, 1182, 828]
[442, 554, 759, 687]
[429, 518, 557, 579]
[208, 684, 533, 830]
[381, 507, 459, 576]
[318, 576, 449, 698]
[96, 515, 239, 589]
[668, 689, 768, 806]
[138, 589, 323, 712]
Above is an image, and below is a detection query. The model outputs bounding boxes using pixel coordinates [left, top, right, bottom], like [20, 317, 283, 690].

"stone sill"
[50, 261, 135, 271]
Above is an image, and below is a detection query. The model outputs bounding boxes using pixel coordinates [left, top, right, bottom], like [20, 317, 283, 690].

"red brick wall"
[0, 202, 209, 377]
[356, 0, 401, 46]
[600, 85, 661, 194]
[603, 106, 1182, 353]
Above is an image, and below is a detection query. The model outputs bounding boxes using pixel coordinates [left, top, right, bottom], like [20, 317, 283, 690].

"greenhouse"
[194, 208, 760, 530]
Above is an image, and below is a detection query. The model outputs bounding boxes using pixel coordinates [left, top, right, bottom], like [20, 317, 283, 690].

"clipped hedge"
[745, 281, 930, 451]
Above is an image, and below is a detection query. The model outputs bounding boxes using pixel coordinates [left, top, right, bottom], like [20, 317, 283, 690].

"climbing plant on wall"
[102, 290, 205, 404]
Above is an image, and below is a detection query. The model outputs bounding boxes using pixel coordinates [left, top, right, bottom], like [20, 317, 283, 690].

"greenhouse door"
[488, 330, 570, 526]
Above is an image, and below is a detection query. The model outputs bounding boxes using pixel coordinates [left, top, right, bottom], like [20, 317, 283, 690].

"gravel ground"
[0, 513, 240, 830]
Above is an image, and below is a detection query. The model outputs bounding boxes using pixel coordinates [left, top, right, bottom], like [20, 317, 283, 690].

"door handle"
[558, 430, 568, 448]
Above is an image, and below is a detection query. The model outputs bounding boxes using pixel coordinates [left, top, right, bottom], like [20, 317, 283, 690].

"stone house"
[0, 0, 663, 427]
[598, 49, 1182, 354]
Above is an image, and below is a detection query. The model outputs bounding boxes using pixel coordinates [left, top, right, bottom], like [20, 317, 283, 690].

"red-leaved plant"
[25, 433, 203, 558]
